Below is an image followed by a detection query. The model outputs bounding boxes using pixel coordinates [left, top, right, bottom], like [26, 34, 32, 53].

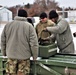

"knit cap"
[18, 9, 27, 17]
[49, 10, 58, 19]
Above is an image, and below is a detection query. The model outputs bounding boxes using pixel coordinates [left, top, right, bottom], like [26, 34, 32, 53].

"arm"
[46, 20, 68, 34]
[29, 25, 39, 60]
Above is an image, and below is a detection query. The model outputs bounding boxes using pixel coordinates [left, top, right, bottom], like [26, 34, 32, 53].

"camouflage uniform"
[6, 58, 30, 75]
[1, 10, 38, 75]
[36, 20, 55, 45]
[36, 20, 55, 39]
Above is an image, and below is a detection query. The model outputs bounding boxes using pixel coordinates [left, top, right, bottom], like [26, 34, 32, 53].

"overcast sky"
[0, 0, 76, 8]
[56, 0, 76, 8]
[0, 0, 34, 7]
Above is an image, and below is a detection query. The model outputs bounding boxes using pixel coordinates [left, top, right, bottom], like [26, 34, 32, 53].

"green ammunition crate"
[1, 54, 76, 75]
[39, 43, 57, 58]
[0, 56, 7, 75]
[30, 53, 76, 75]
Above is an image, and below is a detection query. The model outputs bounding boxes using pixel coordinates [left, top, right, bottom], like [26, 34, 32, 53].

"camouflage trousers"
[6, 58, 30, 75]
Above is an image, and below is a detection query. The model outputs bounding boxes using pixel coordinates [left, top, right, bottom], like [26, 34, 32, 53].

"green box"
[0, 56, 7, 75]
[30, 54, 76, 75]
[38, 43, 57, 58]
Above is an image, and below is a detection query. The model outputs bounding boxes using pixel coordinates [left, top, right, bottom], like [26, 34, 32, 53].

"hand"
[33, 57, 37, 61]
[43, 28, 48, 31]
[42, 37, 50, 41]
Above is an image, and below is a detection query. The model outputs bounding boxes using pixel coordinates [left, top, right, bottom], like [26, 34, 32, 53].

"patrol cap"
[49, 10, 58, 19]
[18, 9, 28, 17]
[40, 12, 47, 19]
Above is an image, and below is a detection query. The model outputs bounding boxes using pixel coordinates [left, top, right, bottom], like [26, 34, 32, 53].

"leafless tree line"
[25, 0, 59, 17]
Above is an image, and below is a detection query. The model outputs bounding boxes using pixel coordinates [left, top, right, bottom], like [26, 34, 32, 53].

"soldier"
[1, 9, 38, 75]
[35, 12, 55, 45]
[27, 17, 34, 26]
[44, 10, 75, 54]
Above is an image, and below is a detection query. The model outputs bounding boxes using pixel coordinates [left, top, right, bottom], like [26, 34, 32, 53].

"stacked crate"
[0, 56, 7, 75]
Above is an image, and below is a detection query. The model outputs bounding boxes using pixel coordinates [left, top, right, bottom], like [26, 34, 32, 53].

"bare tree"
[32, 0, 59, 16]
